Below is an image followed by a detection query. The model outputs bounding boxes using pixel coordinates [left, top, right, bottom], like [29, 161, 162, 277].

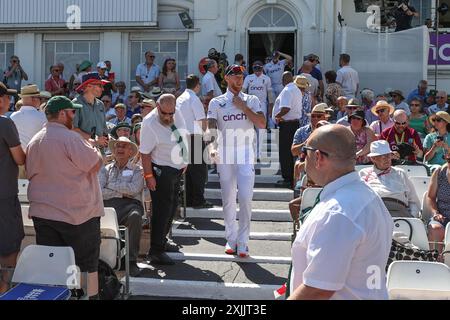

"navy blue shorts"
[0, 196, 24, 257]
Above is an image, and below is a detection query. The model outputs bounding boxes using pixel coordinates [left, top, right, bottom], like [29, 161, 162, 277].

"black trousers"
[186, 134, 208, 206]
[279, 121, 299, 183]
[103, 198, 144, 262]
[149, 163, 182, 254]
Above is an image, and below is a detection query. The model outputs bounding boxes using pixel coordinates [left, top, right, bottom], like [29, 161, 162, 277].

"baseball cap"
[0, 82, 17, 97]
[97, 61, 107, 69]
[225, 64, 245, 76]
[45, 96, 82, 114]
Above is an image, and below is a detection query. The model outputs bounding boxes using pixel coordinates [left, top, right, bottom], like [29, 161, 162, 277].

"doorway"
[248, 32, 295, 73]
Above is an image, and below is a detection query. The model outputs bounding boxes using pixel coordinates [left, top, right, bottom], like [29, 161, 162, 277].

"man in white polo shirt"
[10, 84, 47, 178]
[207, 64, 266, 258]
[273, 73, 303, 188]
[336, 53, 359, 99]
[288, 125, 393, 300]
[202, 59, 222, 106]
[140, 94, 189, 265]
[177, 74, 212, 209]
[135, 51, 161, 94]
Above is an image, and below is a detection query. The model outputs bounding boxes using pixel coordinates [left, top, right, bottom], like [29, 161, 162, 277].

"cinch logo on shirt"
[249, 86, 265, 91]
[267, 67, 282, 75]
[223, 113, 248, 122]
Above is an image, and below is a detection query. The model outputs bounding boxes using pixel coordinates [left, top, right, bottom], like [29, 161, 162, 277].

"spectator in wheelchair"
[427, 155, 450, 251]
[98, 137, 145, 277]
[359, 140, 421, 218]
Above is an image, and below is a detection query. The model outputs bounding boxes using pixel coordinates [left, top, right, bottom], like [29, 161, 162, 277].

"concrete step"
[208, 174, 281, 185]
[165, 252, 291, 265]
[172, 228, 292, 241]
[173, 218, 292, 233]
[184, 207, 292, 222]
[205, 188, 292, 202]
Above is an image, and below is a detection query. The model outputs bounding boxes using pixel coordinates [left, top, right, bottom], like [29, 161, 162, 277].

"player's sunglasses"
[226, 65, 245, 76]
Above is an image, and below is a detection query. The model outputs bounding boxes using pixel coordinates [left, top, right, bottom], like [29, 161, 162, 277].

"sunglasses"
[253, 66, 263, 70]
[311, 114, 325, 119]
[346, 106, 358, 110]
[11, 60, 18, 63]
[53, 69, 60, 72]
[395, 121, 407, 126]
[437, 96, 447, 99]
[102, 100, 111, 103]
[147, 55, 155, 58]
[410, 104, 420, 107]
[226, 65, 245, 76]
[434, 118, 445, 123]
[376, 109, 387, 114]
[301, 145, 330, 157]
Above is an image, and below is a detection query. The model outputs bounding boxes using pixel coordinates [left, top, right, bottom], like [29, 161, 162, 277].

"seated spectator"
[324, 70, 343, 111]
[159, 58, 181, 97]
[336, 98, 361, 127]
[348, 110, 376, 164]
[45, 65, 67, 97]
[76, 60, 93, 83]
[126, 91, 142, 118]
[99, 137, 144, 276]
[361, 89, 378, 125]
[39, 91, 51, 105]
[101, 95, 116, 122]
[132, 123, 141, 147]
[14, 99, 23, 112]
[335, 96, 348, 122]
[370, 100, 395, 138]
[390, 90, 410, 115]
[131, 114, 143, 126]
[427, 156, 450, 251]
[97, 62, 116, 98]
[423, 111, 450, 170]
[111, 122, 132, 140]
[360, 140, 421, 218]
[381, 110, 423, 163]
[408, 98, 430, 138]
[112, 81, 127, 106]
[111, 103, 131, 126]
[428, 91, 449, 115]
[407, 80, 428, 105]
[141, 99, 156, 118]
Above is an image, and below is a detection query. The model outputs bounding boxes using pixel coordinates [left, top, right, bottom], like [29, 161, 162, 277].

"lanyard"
[170, 124, 188, 163]
[394, 132, 405, 144]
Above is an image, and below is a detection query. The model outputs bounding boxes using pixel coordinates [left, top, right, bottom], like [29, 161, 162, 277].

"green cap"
[45, 96, 82, 114]
[79, 60, 93, 72]
[133, 122, 142, 134]
[111, 122, 132, 139]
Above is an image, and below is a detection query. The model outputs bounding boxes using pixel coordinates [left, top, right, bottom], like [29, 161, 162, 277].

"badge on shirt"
[122, 170, 133, 177]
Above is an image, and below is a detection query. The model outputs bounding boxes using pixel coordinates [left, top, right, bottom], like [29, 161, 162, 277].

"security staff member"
[207, 65, 266, 258]
[140, 94, 188, 265]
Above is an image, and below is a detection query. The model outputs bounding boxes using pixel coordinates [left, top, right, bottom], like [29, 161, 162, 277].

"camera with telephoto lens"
[398, 0, 409, 12]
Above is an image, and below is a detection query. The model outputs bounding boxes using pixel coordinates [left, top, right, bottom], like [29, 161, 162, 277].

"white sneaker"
[237, 243, 249, 258]
[225, 242, 237, 255]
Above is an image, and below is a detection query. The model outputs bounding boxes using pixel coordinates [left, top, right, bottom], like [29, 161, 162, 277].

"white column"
[15, 33, 36, 86]
[101, 32, 124, 82]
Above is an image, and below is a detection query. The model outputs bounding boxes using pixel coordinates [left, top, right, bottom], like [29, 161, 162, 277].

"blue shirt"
[298, 67, 322, 82]
[299, 91, 313, 127]
[126, 106, 142, 119]
[293, 125, 312, 146]
[407, 88, 428, 105]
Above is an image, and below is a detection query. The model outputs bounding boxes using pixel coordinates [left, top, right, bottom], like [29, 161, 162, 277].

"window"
[410, 0, 431, 27]
[249, 7, 295, 28]
[0, 42, 15, 76]
[44, 41, 99, 83]
[130, 40, 188, 90]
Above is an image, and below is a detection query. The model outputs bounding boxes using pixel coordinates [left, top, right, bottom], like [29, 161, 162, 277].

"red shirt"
[45, 77, 66, 95]
[380, 126, 423, 162]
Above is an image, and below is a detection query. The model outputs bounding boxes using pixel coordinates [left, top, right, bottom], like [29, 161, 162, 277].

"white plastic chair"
[420, 191, 433, 223]
[100, 207, 130, 298]
[12, 245, 79, 289]
[392, 218, 430, 250]
[387, 261, 450, 300]
[396, 165, 429, 178]
[17, 179, 29, 203]
[20, 205, 34, 228]
[409, 176, 430, 203]
[444, 224, 450, 268]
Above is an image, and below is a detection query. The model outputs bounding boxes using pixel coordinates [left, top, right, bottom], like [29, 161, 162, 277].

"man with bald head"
[380, 110, 423, 163]
[288, 124, 393, 300]
[299, 61, 319, 99]
[140, 94, 189, 265]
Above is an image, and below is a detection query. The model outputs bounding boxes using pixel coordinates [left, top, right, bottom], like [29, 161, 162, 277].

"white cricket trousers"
[217, 163, 255, 246]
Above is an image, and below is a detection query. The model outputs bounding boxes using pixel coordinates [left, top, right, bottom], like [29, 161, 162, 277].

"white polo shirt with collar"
[10, 105, 47, 150]
[201, 71, 222, 98]
[177, 89, 206, 135]
[139, 109, 188, 170]
[272, 82, 303, 121]
[290, 172, 393, 300]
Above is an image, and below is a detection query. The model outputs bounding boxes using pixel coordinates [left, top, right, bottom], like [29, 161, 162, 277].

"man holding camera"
[3, 56, 28, 94]
[394, 0, 419, 32]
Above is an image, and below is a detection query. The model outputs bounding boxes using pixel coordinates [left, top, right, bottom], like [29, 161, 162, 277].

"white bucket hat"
[367, 140, 393, 157]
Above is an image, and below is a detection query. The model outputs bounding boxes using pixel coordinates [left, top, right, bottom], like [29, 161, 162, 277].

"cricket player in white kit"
[264, 51, 293, 99]
[207, 65, 266, 257]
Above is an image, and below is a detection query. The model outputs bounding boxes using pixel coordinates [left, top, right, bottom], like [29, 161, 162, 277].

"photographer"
[3, 56, 28, 108]
[393, 0, 419, 32]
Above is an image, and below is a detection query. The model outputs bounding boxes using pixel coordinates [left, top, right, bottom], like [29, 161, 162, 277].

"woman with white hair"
[361, 88, 377, 124]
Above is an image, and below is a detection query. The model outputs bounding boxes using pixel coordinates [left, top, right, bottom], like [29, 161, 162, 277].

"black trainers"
[129, 262, 143, 277]
[165, 241, 180, 252]
[193, 201, 214, 209]
[149, 252, 175, 265]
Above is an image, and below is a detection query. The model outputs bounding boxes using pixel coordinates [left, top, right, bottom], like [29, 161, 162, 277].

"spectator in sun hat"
[110, 103, 131, 126]
[369, 100, 395, 137]
[110, 122, 133, 140]
[0, 82, 25, 294]
[26, 95, 104, 299]
[390, 89, 411, 116]
[76, 60, 93, 83]
[348, 109, 377, 164]
[72, 73, 110, 148]
[423, 111, 450, 169]
[131, 114, 143, 126]
[336, 98, 361, 127]
[141, 98, 156, 118]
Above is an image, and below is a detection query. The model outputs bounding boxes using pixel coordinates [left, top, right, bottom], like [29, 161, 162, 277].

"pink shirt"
[26, 122, 104, 225]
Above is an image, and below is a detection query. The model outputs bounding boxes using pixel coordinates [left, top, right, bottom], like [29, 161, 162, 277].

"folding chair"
[392, 218, 430, 250]
[387, 261, 450, 300]
[17, 179, 29, 203]
[0, 245, 82, 300]
[409, 176, 430, 203]
[100, 207, 130, 299]
[396, 165, 429, 178]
